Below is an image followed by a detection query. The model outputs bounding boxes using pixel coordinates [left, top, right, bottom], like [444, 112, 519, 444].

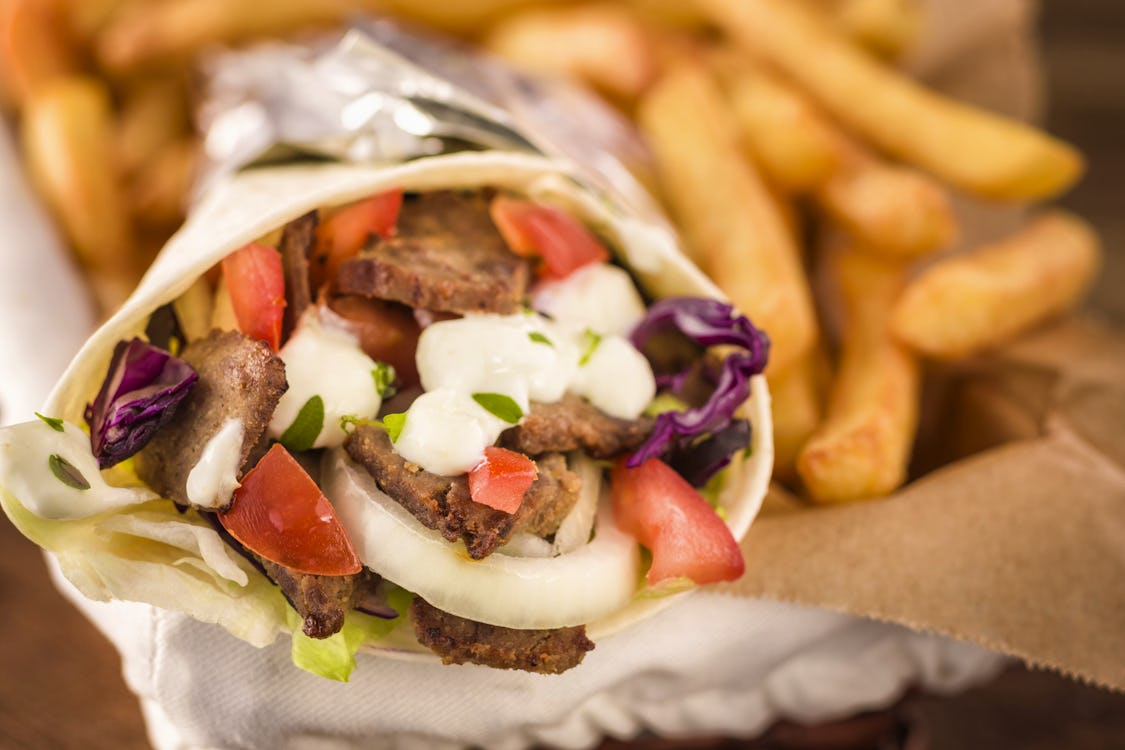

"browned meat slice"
[257, 557, 375, 639]
[411, 597, 594, 674]
[280, 210, 317, 339]
[344, 425, 580, 559]
[334, 190, 532, 314]
[499, 393, 653, 458]
[135, 330, 288, 509]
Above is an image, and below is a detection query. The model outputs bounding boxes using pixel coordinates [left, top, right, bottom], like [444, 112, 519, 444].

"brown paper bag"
[725, 316, 1125, 690]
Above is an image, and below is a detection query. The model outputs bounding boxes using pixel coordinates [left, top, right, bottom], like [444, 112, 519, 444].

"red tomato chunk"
[219, 444, 361, 576]
[611, 457, 744, 585]
[469, 446, 538, 514]
[221, 241, 286, 351]
[490, 195, 610, 279]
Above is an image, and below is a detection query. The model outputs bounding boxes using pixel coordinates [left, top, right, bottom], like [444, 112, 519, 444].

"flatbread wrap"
[0, 151, 773, 678]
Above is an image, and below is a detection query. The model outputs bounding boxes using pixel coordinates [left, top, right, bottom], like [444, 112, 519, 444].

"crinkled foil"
[197, 18, 665, 226]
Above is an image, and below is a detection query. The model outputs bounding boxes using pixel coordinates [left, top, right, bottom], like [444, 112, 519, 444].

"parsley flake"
[49, 454, 90, 491]
[35, 413, 65, 432]
[528, 331, 554, 348]
[279, 395, 324, 452]
[382, 413, 407, 442]
[579, 328, 603, 366]
[372, 363, 397, 399]
[472, 393, 524, 424]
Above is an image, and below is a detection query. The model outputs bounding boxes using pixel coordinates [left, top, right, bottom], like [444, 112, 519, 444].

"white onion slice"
[322, 448, 640, 630]
[552, 452, 601, 555]
[498, 533, 553, 558]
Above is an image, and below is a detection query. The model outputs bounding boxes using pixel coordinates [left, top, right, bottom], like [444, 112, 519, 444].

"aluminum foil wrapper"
[197, 18, 666, 227]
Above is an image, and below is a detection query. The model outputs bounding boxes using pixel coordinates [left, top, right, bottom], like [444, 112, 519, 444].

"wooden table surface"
[2, 3, 1123, 749]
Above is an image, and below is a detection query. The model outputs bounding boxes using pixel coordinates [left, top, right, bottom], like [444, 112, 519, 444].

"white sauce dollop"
[532, 263, 648, 337]
[185, 418, 244, 508]
[0, 419, 156, 520]
[398, 264, 656, 476]
[268, 309, 383, 449]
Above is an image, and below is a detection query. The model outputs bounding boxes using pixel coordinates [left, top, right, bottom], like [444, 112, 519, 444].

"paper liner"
[724, 316, 1125, 690]
[22, 150, 772, 658]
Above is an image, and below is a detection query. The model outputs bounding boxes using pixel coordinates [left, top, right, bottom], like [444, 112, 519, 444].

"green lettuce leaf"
[287, 588, 413, 681]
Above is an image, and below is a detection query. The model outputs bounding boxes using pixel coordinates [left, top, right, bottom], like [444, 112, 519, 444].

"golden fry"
[798, 245, 919, 503]
[815, 134, 958, 259]
[637, 60, 817, 373]
[128, 137, 199, 228]
[0, 0, 79, 107]
[95, 0, 366, 70]
[115, 73, 192, 178]
[890, 211, 1102, 360]
[714, 52, 955, 258]
[768, 352, 824, 483]
[484, 4, 657, 103]
[715, 55, 840, 192]
[807, 0, 922, 59]
[698, 0, 1083, 200]
[20, 75, 136, 280]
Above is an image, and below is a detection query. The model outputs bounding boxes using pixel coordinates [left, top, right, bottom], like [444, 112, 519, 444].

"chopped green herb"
[48, 454, 90, 490]
[472, 392, 524, 424]
[528, 331, 554, 348]
[339, 414, 381, 433]
[35, 413, 65, 432]
[371, 363, 397, 399]
[280, 395, 325, 452]
[382, 413, 407, 442]
[579, 328, 603, 366]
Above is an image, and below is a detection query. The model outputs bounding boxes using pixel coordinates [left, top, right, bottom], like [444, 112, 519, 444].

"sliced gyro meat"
[257, 556, 375, 639]
[135, 329, 288, 510]
[334, 190, 532, 315]
[410, 597, 594, 674]
[344, 424, 580, 559]
[279, 210, 318, 340]
[499, 392, 654, 458]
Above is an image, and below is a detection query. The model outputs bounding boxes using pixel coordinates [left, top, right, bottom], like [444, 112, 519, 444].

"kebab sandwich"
[0, 152, 772, 679]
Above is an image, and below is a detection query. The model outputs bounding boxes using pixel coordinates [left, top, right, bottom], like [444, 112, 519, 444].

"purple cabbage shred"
[628, 297, 769, 485]
[85, 337, 199, 469]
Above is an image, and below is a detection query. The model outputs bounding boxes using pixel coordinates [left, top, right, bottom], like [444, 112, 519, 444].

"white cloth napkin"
[1, 1, 1038, 746]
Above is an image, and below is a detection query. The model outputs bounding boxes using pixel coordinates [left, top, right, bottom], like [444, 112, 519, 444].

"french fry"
[128, 137, 199, 228]
[637, 59, 818, 373]
[890, 211, 1102, 360]
[713, 51, 956, 258]
[714, 54, 841, 193]
[95, 0, 371, 71]
[0, 0, 80, 107]
[797, 244, 919, 503]
[20, 75, 136, 282]
[115, 72, 192, 178]
[484, 4, 657, 103]
[698, 0, 1084, 201]
[768, 351, 824, 483]
[807, 0, 922, 60]
[815, 133, 958, 259]
[373, 0, 565, 36]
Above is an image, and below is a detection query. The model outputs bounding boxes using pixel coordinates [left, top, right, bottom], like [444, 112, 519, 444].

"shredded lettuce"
[287, 587, 414, 681]
[1, 486, 286, 647]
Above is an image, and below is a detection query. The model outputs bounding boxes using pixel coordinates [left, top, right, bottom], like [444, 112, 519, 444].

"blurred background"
[1, 0, 1122, 748]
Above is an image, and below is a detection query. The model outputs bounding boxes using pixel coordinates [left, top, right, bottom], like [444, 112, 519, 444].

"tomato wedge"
[221, 242, 286, 351]
[326, 295, 422, 389]
[219, 443, 362, 576]
[311, 188, 403, 290]
[489, 195, 610, 279]
[610, 457, 744, 585]
[468, 446, 538, 514]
